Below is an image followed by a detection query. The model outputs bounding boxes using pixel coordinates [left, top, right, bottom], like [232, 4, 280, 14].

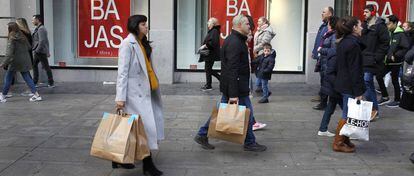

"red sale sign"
[209, 0, 267, 40]
[78, 0, 130, 58]
[352, 0, 410, 23]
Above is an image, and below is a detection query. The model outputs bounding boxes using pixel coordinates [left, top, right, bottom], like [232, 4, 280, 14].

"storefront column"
[149, 0, 174, 84]
[305, 0, 334, 84]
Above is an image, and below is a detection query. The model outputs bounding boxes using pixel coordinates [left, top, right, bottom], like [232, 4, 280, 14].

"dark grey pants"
[33, 52, 54, 85]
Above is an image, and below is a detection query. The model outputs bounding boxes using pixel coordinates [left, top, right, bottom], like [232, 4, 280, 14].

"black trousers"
[33, 52, 54, 85]
[204, 61, 220, 87]
[377, 65, 401, 101]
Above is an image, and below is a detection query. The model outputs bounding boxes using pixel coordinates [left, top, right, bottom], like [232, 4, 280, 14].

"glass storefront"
[176, 0, 306, 72]
[43, 0, 148, 68]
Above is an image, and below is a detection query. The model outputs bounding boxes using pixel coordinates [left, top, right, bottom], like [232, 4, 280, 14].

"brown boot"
[344, 136, 355, 149]
[333, 119, 355, 153]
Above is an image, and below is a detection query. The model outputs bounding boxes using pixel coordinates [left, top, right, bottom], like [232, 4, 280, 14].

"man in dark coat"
[200, 18, 221, 91]
[360, 5, 390, 121]
[194, 14, 267, 152]
[311, 7, 334, 110]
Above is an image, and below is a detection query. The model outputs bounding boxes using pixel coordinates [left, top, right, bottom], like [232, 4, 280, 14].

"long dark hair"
[336, 16, 359, 39]
[245, 15, 255, 31]
[127, 15, 152, 58]
[7, 22, 25, 41]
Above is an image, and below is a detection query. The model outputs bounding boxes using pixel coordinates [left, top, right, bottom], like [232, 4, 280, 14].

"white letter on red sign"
[382, 2, 393, 17]
[110, 26, 123, 48]
[91, 0, 104, 20]
[239, 0, 251, 16]
[95, 26, 111, 48]
[104, 0, 120, 20]
[227, 0, 238, 16]
[85, 25, 95, 48]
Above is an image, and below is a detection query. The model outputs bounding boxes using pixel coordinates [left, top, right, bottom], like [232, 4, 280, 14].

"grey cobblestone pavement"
[0, 82, 413, 176]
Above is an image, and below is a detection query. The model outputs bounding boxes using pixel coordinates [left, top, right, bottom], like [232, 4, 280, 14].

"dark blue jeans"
[319, 96, 343, 132]
[341, 94, 355, 119]
[256, 78, 269, 98]
[197, 95, 256, 145]
[2, 70, 37, 95]
[364, 72, 379, 110]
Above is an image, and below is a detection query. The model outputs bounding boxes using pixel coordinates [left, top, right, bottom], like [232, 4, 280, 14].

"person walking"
[311, 7, 334, 110]
[115, 15, 164, 176]
[194, 14, 267, 152]
[32, 14, 54, 87]
[317, 16, 341, 137]
[360, 5, 390, 121]
[378, 15, 410, 108]
[333, 16, 366, 153]
[0, 22, 42, 103]
[200, 17, 221, 91]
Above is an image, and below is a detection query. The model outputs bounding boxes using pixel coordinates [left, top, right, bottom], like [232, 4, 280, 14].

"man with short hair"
[377, 15, 410, 108]
[311, 6, 334, 110]
[361, 5, 390, 121]
[32, 14, 54, 87]
[194, 14, 267, 152]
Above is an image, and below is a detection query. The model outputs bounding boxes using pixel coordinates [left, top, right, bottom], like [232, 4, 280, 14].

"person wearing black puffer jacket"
[200, 17, 221, 91]
[378, 15, 410, 108]
[360, 5, 390, 121]
[252, 43, 276, 103]
[317, 16, 341, 137]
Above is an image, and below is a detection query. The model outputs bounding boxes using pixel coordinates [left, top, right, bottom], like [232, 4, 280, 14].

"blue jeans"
[341, 94, 355, 119]
[256, 78, 269, 98]
[197, 95, 256, 145]
[364, 72, 379, 110]
[2, 70, 37, 95]
[319, 96, 343, 132]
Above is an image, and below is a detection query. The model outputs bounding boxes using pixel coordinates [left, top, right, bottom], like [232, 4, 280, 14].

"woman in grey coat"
[114, 15, 164, 176]
[253, 17, 276, 56]
[0, 22, 42, 103]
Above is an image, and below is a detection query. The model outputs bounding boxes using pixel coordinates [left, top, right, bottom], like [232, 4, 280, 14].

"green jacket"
[2, 33, 32, 72]
[386, 26, 411, 65]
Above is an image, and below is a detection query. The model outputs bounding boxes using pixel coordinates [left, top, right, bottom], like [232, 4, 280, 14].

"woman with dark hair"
[0, 22, 42, 103]
[317, 16, 341, 137]
[115, 15, 164, 176]
[333, 16, 366, 153]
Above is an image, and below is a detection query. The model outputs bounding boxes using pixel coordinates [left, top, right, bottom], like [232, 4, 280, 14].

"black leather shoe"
[258, 98, 269, 103]
[143, 156, 163, 176]
[312, 103, 326, 110]
[194, 135, 215, 150]
[244, 142, 267, 152]
[112, 162, 135, 169]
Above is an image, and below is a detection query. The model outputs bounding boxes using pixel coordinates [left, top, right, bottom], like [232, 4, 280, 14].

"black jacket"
[252, 50, 276, 80]
[405, 46, 414, 64]
[361, 17, 390, 74]
[220, 30, 250, 98]
[386, 26, 411, 65]
[319, 31, 340, 98]
[200, 25, 221, 62]
[335, 35, 366, 97]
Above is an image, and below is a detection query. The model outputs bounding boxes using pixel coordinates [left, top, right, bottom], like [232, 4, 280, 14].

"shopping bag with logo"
[339, 98, 373, 141]
[90, 112, 137, 164]
[215, 102, 247, 134]
[208, 104, 250, 144]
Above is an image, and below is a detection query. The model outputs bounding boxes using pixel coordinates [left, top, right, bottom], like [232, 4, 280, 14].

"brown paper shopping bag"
[208, 105, 250, 144]
[90, 112, 137, 164]
[134, 116, 151, 160]
[215, 102, 246, 134]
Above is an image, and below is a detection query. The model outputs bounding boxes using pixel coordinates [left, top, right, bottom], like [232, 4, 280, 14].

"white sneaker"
[29, 95, 42, 102]
[5, 94, 13, 98]
[0, 95, 6, 103]
[253, 122, 267, 131]
[317, 131, 335, 137]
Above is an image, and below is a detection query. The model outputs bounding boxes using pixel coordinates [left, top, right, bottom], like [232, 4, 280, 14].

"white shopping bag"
[384, 72, 391, 88]
[339, 98, 373, 141]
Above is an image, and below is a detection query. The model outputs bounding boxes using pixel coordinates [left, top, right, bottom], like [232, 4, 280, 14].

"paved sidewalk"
[0, 83, 413, 176]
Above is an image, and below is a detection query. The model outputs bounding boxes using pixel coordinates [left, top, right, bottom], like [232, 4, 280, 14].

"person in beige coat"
[114, 15, 164, 176]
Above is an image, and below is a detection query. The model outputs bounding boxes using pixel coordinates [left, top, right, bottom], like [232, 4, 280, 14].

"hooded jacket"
[386, 26, 411, 65]
[252, 49, 276, 80]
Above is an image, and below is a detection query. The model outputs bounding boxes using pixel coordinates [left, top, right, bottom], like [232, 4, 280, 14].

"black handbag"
[198, 47, 210, 57]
